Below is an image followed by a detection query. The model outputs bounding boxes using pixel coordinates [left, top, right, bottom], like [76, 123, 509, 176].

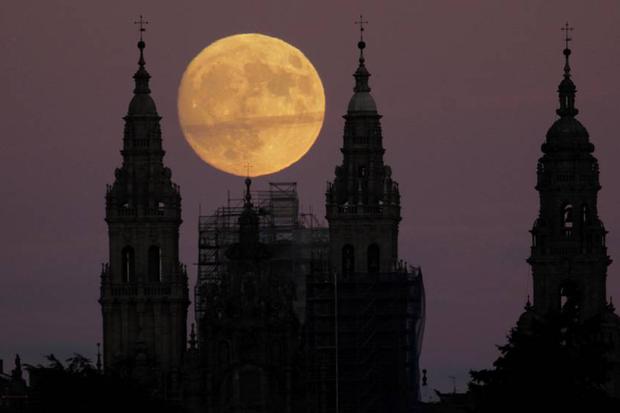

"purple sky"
[2, 0, 620, 393]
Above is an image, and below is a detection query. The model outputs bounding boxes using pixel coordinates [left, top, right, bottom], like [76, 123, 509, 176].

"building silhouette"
[189, 180, 327, 412]
[305, 31, 425, 413]
[99, 34, 189, 398]
[517, 40, 620, 397]
[96, 23, 425, 412]
[0, 355, 28, 412]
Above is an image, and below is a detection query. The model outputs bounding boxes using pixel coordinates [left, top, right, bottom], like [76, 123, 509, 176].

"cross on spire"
[244, 161, 252, 178]
[134, 15, 149, 41]
[355, 15, 368, 41]
[561, 22, 573, 50]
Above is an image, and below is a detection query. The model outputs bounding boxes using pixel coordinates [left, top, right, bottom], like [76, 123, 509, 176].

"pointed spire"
[237, 177, 260, 249]
[133, 15, 151, 95]
[127, 15, 157, 116]
[347, 15, 377, 113]
[557, 23, 578, 118]
[244, 177, 253, 208]
[353, 15, 371, 94]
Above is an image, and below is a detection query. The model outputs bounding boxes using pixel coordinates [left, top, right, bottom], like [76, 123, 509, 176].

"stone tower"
[99, 31, 189, 389]
[526, 43, 611, 321]
[521, 39, 620, 397]
[325, 31, 401, 276]
[310, 25, 424, 413]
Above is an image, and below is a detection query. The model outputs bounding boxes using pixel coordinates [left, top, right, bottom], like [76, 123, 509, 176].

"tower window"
[121, 246, 135, 283]
[563, 204, 573, 228]
[148, 245, 161, 282]
[342, 244, 355, 275]
[560, 283, 580, 321]
[563, 204, 573, 238]
[581, 204, 588, 224]
[368, 243, 380, 273]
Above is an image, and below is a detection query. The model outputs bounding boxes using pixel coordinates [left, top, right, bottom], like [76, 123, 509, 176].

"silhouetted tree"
[469, 316, 619, 412]
[24, 354, 185, 413]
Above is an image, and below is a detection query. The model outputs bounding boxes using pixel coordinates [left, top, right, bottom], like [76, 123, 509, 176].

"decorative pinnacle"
[244, 177, 253, 207]
[134, 15, 149, 67]
[556, 23, 578, 118]
[355, 15, 368, 62]
[561, 22, 573, 77]
[131, 15, 151, 95]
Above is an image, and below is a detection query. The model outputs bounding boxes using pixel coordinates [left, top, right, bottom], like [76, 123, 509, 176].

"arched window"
[342, 244, 354, 275]
[148, 245, 161, 282]
[563, 204, 573, 228]
[367, 243, 380, 273]
[560, 282, 580, 321]
[359, 165, 367, 177]
[563, 204, 573, 238]
[581, 204, 588, 224]
[121, 246, 135, 283]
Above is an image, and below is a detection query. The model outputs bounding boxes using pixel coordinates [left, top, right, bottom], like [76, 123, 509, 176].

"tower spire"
[132, 15, 151, 96]
[244, 176, 253, 208]
[557, 22, 578, 118]
[349, 15, 377, 111]
[355, 15, 368, 63]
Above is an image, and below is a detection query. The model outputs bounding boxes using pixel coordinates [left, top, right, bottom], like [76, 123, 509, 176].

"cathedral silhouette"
[5, 18, 620, 413]
[97, 23, 425, 413]
[96, 22, 620, 412]
[516, 29, 620, 397]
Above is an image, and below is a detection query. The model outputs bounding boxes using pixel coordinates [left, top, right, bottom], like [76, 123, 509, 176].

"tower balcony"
[326, 203, 400, 219]
[105, 204, 182, 221]
[99, 262, 189, 300]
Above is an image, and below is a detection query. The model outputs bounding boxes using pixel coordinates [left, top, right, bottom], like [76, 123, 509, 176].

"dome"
[546, 116, 588, 140]
[347, 92, 377, 113]
[543, 117, 593, 153]
[127, 93, 158, 116]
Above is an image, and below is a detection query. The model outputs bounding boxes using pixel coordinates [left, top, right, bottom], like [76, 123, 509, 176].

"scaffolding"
[305, 265, 425, 413]
[195, 182, 328, 323]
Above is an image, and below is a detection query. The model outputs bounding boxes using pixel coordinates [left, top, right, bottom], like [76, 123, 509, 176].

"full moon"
[178, 33, 325, 177]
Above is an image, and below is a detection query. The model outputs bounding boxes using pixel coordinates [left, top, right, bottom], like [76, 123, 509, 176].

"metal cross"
[561, 22, 573, 49]
[355, 14, 368, 40]
[134, 15, 149, 40]
[244, 162, 252, 178]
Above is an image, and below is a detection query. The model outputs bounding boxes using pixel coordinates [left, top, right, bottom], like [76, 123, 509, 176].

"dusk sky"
[2, 0, 620, 393]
